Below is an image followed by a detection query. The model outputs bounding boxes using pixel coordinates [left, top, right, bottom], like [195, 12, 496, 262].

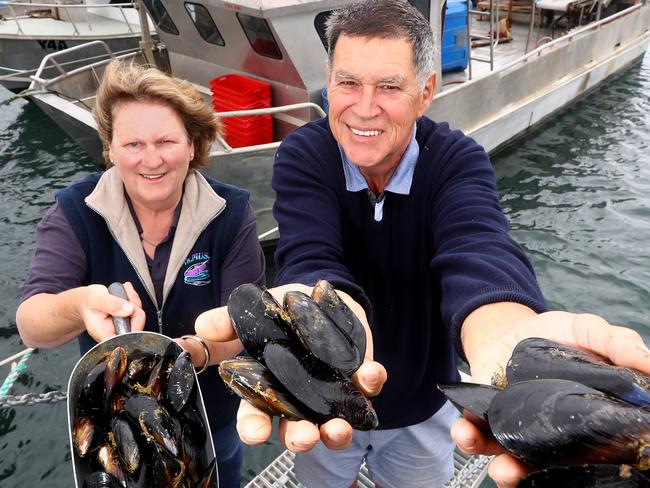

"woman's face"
[109, 100, 194, 211]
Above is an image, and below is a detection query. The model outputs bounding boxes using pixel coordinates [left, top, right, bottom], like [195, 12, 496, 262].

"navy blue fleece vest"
[57, 172, 248, 431]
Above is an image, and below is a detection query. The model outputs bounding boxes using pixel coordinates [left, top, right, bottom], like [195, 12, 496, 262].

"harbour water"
[1, 50, 649, 486]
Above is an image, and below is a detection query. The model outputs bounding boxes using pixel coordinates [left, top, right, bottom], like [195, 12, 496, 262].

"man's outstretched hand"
[455, 304, 650, 488]
[195, 284, 387, 451]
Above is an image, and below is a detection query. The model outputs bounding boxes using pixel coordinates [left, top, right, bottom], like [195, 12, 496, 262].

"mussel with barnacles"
[71, 342, 217, 487]
[220, 280, 378, 430]
[438, 337, 650, 483]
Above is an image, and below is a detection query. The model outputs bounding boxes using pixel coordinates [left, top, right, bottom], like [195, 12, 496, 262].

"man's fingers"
[352, 360, 387, 397]
[603, 325, 650, 374]
[318, 418, 353, 450]
[450, 417, 503, 456]
[236, 401, 272, 445]
[195, 306, 238, 342]
[280, 419, 320, 452]
[487, 453, 531, 488]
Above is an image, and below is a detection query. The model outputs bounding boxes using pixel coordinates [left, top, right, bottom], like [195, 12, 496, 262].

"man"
[196, 1, 650, 487]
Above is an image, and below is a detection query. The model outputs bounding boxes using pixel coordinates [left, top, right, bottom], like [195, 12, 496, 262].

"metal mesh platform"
[245, 449, 491, 488]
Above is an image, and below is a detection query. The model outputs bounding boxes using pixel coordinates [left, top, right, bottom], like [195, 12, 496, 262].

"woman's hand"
[454, 304, 650, 488]
[194, 284, 387, 451]
[79, 281, 146, 342]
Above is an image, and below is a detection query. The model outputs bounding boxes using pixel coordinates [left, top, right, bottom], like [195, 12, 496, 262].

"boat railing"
[506, 0, 647, 70]
[0, 1, 141, 37]
[29, 39, 142, 89]
[441, 0, 647, 98]
[212, 103, 327, 157]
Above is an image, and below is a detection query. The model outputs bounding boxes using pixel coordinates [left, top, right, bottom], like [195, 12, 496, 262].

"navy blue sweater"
[272, 116, 547, 429]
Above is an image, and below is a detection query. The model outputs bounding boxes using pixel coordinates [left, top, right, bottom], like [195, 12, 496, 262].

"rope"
[0, 88, 49, 106]
[0, 348, 67, 408]
[0, 347, 34, 367]
[0, 349, 34, 396]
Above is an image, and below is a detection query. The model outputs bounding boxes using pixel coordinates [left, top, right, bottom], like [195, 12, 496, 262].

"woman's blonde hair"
[93, 59, 221, 169]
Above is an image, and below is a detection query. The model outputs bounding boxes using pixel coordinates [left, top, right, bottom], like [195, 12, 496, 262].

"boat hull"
[1, 36, 141, 91]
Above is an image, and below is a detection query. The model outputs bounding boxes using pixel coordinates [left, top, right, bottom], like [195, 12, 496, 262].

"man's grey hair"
[325, 0, 437, 89]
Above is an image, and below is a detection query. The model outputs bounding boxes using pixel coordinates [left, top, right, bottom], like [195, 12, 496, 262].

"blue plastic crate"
[442, 0, 469, 73]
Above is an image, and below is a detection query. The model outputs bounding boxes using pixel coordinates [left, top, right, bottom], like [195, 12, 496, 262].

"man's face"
[327, 34, 435, 179]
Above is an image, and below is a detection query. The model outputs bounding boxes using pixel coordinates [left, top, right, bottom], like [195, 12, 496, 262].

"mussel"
[219, 356, 319, 421]
[223, 281, 377, 430]
[439, 337, 650, 480]
[503, 337, 650, 407]
[71, 342, 213, 487]
[284, 290, 362, 376]
[518, 464, 650, 487]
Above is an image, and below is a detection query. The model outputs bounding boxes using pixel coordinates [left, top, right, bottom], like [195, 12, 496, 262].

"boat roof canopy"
[210, 0, 351, 18]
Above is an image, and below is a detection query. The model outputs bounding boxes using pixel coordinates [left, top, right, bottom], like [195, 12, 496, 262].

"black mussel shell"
[437, 382, 500, 431]
[125, 350, 159, 385]
[227, 283, 291, 363]
[311, 279, 367, 365]
[518, 464, 650, 487]
[83, 471, 122, 488]
[263, 341, 378, 430]
[219, 356, 320, 421]
[97, 443, 126, 484]
[152, 449, 185, 488]
[73, 415, 102, 458]
[284, 290, 362, 376]
[181, 424, 201, 486]
[489, 379, 650, 468]
[178, 404, 207, 448]
[77, 360, 108, 416]
[110, 415, 141, 474]
[165, 350, 195, 415]
[104, 347, 127, 404]
[125, 394, 181, 458]
[195, 458, 218, 488]
[507, 337, 650, 407]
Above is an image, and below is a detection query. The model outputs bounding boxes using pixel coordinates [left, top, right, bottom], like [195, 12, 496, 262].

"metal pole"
[431, 1, 444, 94]
[525, 0, 536, 53]
[136, 0, 156, 66]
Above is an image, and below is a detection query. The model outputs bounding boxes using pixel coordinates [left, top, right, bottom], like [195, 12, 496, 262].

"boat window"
[236, 13, 283, 60]
[142, 0, 179, 35]
[184, 3, 225, 46]
[408, 0, 430, 21]
[314, 11, 333, 51]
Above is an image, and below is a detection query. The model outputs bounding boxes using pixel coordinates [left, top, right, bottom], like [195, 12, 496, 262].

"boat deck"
[245, 449, 490, 488]
[442, 17, 545, 88]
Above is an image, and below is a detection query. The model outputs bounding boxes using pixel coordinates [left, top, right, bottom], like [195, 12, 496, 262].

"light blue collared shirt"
[340, 124, 419, 222]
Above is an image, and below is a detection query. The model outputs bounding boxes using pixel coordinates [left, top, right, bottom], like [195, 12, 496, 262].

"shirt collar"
[340, 123, 419, 195]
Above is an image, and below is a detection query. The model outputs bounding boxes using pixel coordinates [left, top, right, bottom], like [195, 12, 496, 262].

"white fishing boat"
[0, 0, 155, 90]
[26, 0, 650, 245]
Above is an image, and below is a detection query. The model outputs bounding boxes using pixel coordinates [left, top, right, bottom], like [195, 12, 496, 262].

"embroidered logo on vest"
[183, 252, 211, 286]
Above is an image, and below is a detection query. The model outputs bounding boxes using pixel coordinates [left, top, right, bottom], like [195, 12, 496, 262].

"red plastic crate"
[210, 74, 271, 107]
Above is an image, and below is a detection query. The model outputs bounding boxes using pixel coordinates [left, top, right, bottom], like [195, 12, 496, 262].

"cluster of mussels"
[440, 337, 650, 486]
[219, 279, 378, 430]
[72, 342, 216, 488]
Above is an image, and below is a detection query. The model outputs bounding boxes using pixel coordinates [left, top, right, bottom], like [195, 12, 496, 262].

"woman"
[16, 59, 265, 487]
